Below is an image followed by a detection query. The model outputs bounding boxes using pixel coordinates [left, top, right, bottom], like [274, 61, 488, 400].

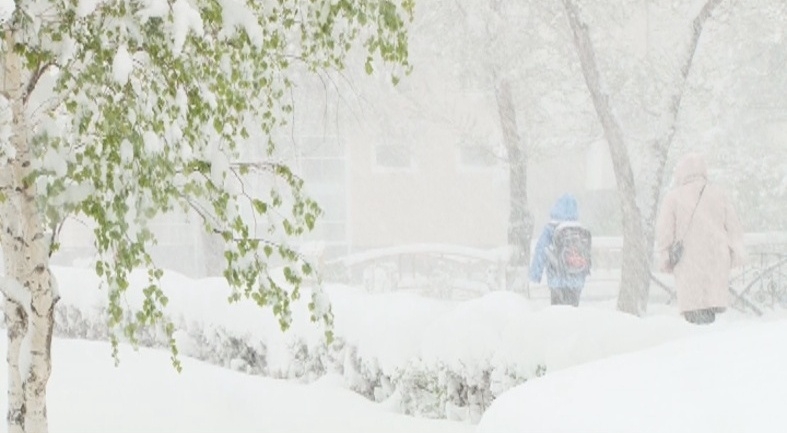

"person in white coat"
[655, 153, 746, 324]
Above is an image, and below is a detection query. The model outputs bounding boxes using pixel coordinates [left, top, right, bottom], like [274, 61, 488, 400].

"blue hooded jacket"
[529, 194, 586, 289]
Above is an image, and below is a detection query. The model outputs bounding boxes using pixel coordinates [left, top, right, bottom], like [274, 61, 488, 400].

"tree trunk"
[562, 0, 650, 315]
[494, 78, 533, 295]
[2, 29, 58, 433]
[19, 267, 56, 433]
[1, 252, 55, 433]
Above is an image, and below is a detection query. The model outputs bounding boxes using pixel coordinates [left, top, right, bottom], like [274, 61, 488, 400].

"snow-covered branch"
[23, 62, 56, 105]
[0, 275, 31, 311]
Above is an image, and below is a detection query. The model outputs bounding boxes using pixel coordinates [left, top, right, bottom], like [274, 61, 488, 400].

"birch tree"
[561, 0, 724, 315]
[0, 0, 412, 431]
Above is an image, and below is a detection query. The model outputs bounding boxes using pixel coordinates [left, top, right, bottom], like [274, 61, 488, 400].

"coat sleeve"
[724, 193, 746, 268]
[529, 227, 551, 283]
[654, 193, 676, 273]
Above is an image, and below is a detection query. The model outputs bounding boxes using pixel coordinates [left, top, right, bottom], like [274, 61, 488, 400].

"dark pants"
[683, 308, 723, 324]
[550, 287, 581, 307]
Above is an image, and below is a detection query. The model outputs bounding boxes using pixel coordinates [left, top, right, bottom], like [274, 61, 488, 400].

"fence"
[323, 244, 508, 300]
[323, 233, 787, 309]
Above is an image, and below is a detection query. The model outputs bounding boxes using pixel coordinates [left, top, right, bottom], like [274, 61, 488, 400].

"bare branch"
[227, 165, 260, 237]
[181, 194, 224, 231]
[670, 0, 724, 115]
[48, 217, 67, 258]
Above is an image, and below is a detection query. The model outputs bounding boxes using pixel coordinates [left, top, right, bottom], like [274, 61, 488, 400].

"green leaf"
[252, 199, 268, 214]
[365, 57, 374, 74]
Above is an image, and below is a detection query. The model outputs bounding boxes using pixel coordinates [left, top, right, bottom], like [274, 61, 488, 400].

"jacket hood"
[673, 153, 708, 185]
[549, 194, 579, 221]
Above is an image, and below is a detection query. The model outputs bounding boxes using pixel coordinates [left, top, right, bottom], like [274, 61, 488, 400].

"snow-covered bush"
[342, 345, 390, 400]
[395, 359, 444, 418]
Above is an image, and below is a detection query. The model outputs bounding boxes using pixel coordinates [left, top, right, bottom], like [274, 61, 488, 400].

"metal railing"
[730, 253, 787, 314]
[652, 252, 787, 316]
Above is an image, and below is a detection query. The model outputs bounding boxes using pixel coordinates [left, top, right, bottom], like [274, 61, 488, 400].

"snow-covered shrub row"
[46, 266, 694, 422]
[49, 265, 338, 380]
[334, 290, 696, 421]
[53, 302, 270, 374]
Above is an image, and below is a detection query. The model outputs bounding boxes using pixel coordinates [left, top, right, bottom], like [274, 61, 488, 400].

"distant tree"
[0, 0, 412, 431]
[561, 0, 725, 314]
[399, 0, 592, 294]
[469, 0, 527, 294]
[672, 1, 787, 231]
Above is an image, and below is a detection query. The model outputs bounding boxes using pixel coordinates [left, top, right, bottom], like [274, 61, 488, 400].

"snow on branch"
[0, 0, 14, 24]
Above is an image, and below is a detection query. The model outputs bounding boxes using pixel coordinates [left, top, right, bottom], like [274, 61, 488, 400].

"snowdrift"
[46, 265, 697, 421]
[477, 320, 787, 433]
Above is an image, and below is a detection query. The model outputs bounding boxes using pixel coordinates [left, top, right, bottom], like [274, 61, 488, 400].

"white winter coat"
[655, 154, 746, 313]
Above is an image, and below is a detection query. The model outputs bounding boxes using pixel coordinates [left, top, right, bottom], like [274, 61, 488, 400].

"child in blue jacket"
[529, 194, 587, 306]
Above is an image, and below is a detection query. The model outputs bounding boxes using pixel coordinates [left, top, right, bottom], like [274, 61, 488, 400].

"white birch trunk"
[2, 29, 58, 433]
[1, 205, 57, 433]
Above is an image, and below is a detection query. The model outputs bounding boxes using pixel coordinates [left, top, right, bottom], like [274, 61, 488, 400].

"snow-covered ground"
[0, 337, 473, 433]
[478, 319, 787, 433]
[2, 264, 786, 432]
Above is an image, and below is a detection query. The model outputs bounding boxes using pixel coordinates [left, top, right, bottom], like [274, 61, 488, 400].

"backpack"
[545, 222, 592, 276]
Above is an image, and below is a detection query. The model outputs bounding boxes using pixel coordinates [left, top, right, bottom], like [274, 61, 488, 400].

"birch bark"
[2, 29, 58, 433]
